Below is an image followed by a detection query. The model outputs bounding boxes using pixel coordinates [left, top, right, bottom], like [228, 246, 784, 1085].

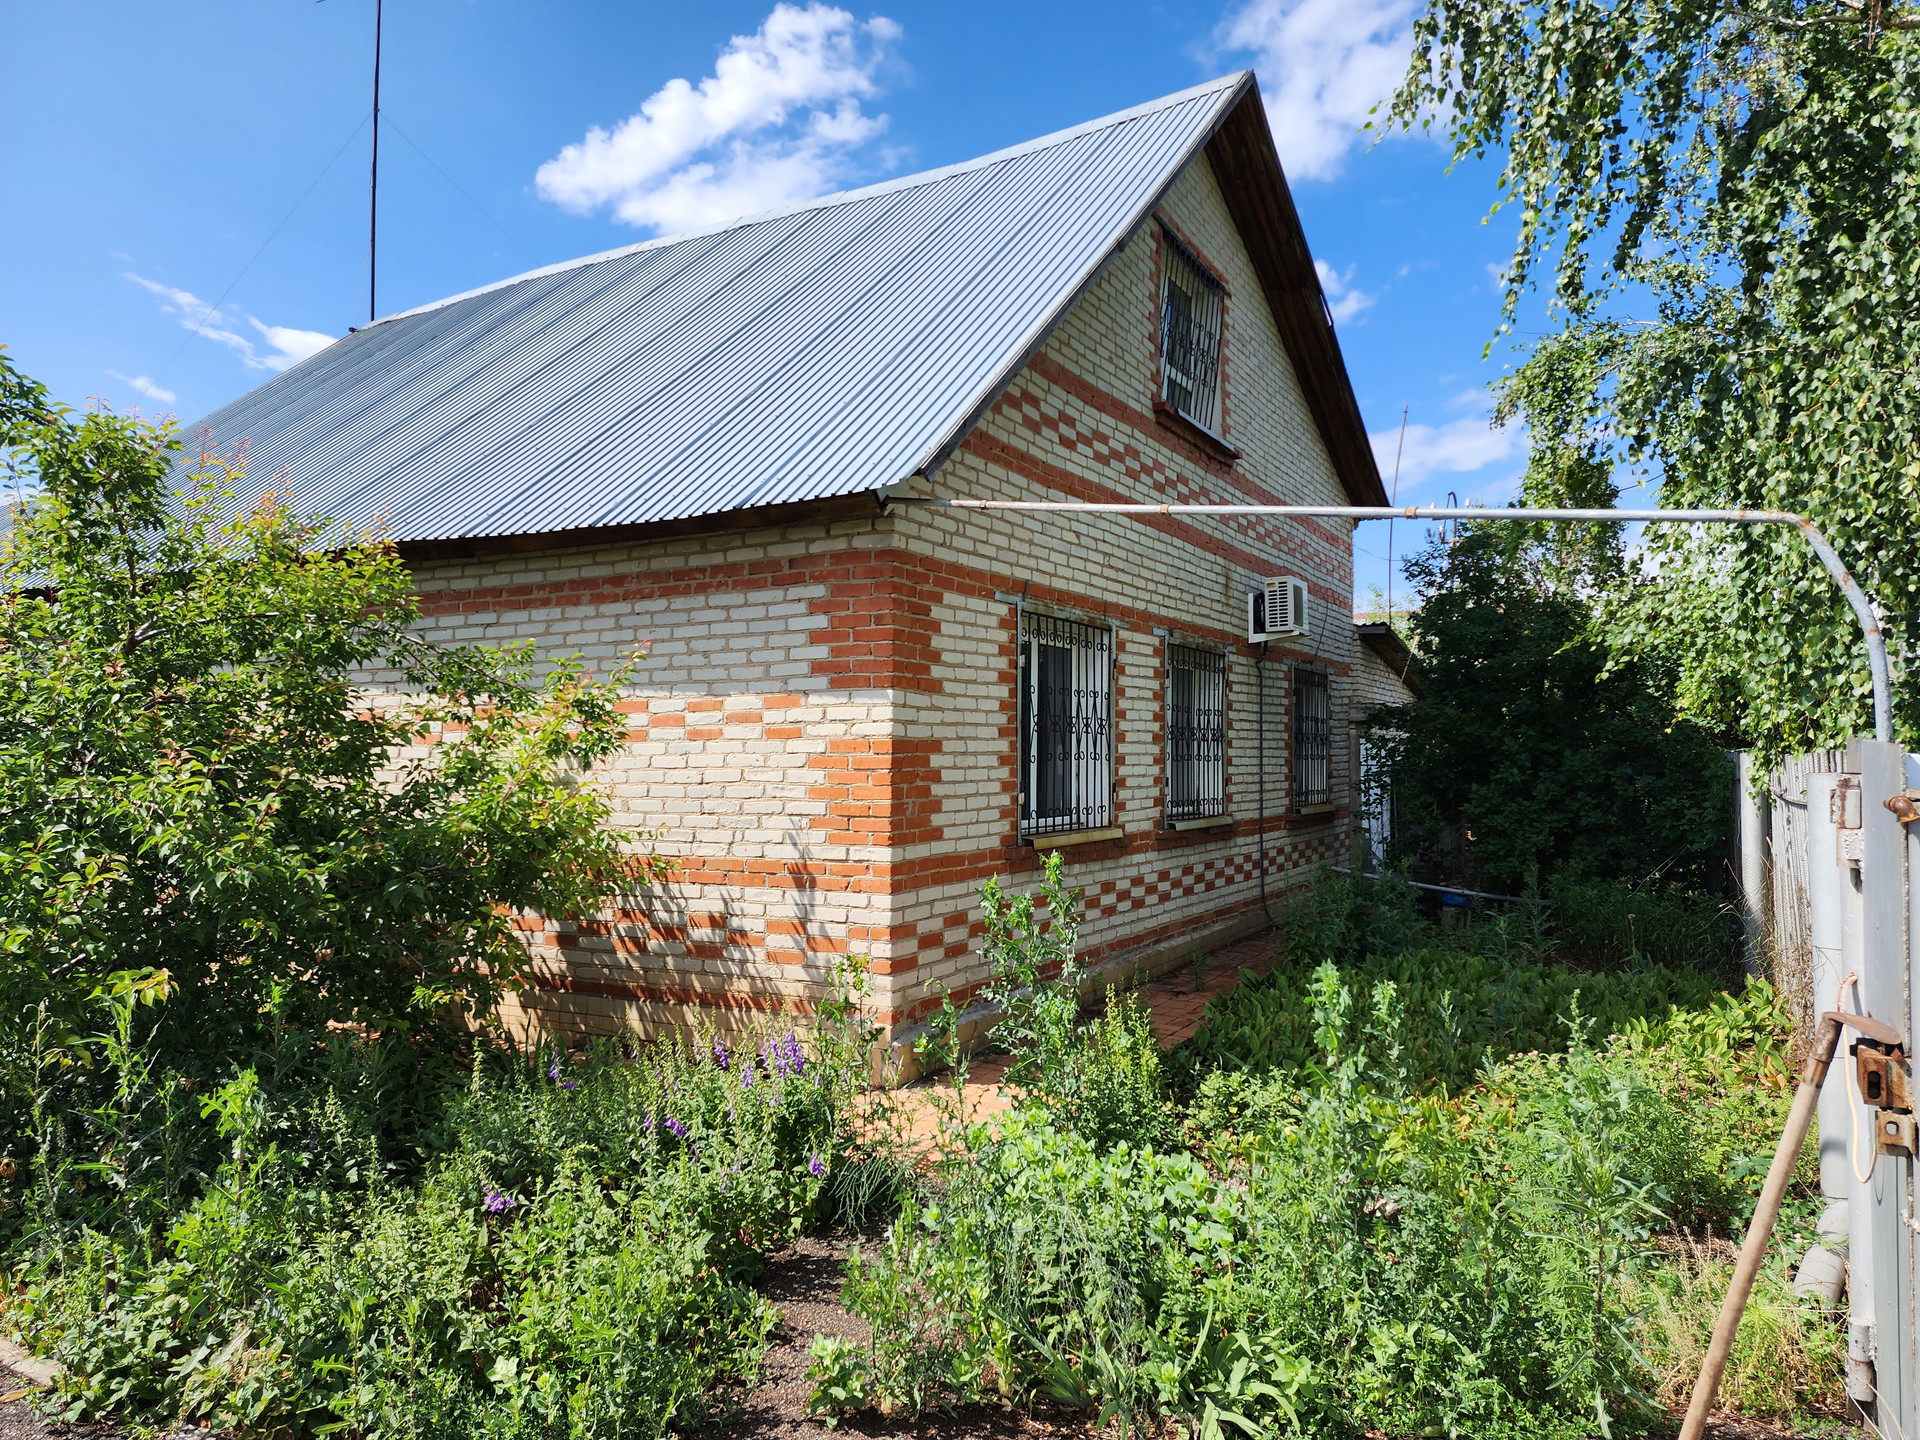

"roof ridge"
[373, 71, 1253, 329]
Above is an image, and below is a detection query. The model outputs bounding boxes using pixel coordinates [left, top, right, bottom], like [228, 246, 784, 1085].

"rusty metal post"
[1680, 1010, 1898, 1439]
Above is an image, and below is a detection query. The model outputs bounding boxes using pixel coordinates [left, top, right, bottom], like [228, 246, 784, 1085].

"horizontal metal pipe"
[1327, 865, 1544, 906]
[886, 496, 1893, 745]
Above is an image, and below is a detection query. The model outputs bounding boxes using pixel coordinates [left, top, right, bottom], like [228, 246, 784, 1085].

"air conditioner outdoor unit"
[1248, 576, 1309, 642]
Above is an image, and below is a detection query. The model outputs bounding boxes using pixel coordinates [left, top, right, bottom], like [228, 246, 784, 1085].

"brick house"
[188, 71, 1412, 1048]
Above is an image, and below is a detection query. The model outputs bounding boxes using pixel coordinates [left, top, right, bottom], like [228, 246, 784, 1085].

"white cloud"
[105, 371, 178, 405]
[535, 4, 901, 233]
[248, 319, 334, 368]
[1215, 0, 1416, 181]
[1314, 258, 1376, 324]
[1369, 396, 1522, 493]
[126, 274, 333, 373]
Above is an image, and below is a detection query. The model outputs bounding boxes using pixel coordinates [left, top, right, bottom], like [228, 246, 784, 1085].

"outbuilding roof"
[183, 71, 1384, 553]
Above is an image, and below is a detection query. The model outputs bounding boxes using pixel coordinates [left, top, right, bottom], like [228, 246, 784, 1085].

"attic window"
[1159, 229, 1224, 433]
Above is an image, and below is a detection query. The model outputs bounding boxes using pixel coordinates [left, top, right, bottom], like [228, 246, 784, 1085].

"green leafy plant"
[1388, 1, 1920, 762]
[0, 351, 660, 1161]
[1369, 530, 1735, 891]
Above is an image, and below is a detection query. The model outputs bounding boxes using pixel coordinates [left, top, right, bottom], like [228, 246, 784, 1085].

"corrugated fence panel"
[1771, 748, 1847, 1035]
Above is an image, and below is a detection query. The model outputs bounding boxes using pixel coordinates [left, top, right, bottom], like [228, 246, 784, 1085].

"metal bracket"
[1877, 1110, 1917, 1156]
[1835, 775, 1864, 829]
[1857, 1039, 1913, 1111]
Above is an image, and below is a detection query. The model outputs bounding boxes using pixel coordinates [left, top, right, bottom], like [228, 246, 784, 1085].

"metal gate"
[1764, 740, 1919, 1436]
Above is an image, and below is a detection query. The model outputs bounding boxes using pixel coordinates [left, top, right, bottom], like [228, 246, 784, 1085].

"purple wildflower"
[548, 1059, 564, 1081]
[711, 1040, 730, 1071]
[561, 1080, 578, 1092]
[807, 1153, 827, 1179]
[764, 1031, 807, 1080]
[482, 1187, 517, 1214]
[741, 1064, 756, 1090]
[664, 1116, 687, 1140]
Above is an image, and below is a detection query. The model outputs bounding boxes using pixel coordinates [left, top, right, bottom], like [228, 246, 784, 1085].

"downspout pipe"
[886, 500, 1894, 745]
[1256, 644, 1271, 922]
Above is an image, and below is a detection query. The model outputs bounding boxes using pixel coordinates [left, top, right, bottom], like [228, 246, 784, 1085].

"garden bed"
[0, 867, 1860, 1438]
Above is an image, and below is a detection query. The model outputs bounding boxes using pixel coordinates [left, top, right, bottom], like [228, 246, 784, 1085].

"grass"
[810, 865, 1844, 1437]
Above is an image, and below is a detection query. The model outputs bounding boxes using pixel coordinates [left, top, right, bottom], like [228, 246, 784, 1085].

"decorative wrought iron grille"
[1292, 667, 1330, 809]
[1019, 611, 1113, 836]
[1159, 229, 1224, 432]
[1166, 643, 1226, 821]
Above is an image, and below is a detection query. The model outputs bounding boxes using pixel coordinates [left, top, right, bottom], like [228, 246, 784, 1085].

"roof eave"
[1356, 620, 1423, 694]
[1203, 85, 1389, 508]
[908, 72, 1257, 485]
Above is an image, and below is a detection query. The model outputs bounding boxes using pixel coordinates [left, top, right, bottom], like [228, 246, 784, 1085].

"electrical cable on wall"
[1842, 971, 1878, 1184]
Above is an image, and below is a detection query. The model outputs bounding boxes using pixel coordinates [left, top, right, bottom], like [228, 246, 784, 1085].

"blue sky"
[0, 0, 1528, 611]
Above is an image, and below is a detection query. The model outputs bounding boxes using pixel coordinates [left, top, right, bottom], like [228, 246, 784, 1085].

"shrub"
[811, 1112, 1246, 1429]
[1173, 943, 1728, 1094]
[1550, 875, 1742, 977]
[0, 350, 657, 1168]
[821, 964, 1779, 1438]
[969, 853, 1172, 1152]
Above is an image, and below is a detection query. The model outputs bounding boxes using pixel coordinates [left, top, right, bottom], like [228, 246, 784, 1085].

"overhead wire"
[157, 110, 373, 381]
[381, 113, 537, 266]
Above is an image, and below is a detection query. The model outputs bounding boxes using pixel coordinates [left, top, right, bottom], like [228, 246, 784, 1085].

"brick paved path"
[878, 928, 1281, 1142]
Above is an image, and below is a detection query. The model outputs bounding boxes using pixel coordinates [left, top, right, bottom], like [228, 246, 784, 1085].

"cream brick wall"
[377, 150, 1373, 1045]
[1353, 641, 1418, 720]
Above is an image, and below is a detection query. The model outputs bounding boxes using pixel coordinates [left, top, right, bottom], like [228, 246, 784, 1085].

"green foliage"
[1632, 1235, 1848, 1419]
[813, 1113, 1247, 1430]
[0, 351, 650, 1147]
[1549, 875, 1743, 975]
[825, 967, 1789, 1436]
[1055, 990, 1176, 1153]
[972, 852, 1174, 1152]
[1175, 945, 1727, 1094]
[7, 1006, 863, 1438]
[816, 866, 1830, 1436]
[1371, 530, 1735, 889]
[1390, 2, 1920, 761]
[978, 849, 1085, 1095]
[1177, 866, 1742, 1095]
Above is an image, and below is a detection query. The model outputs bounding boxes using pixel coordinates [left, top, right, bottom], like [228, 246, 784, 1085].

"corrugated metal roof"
[183, 73, 1253, 546]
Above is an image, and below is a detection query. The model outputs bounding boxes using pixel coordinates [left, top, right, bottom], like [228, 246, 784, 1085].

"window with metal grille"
[1159, 229, 1224, 432]
[1292, 667, 1331, 809]
[1019, 611, 1113, 836]
[1166, 643, 1226, 821]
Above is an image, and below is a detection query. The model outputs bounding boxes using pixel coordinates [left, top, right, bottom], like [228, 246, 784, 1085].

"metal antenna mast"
[368, 0, 383, 323]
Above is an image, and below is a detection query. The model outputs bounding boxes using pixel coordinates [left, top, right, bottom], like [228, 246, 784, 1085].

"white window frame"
[1291, 665, 1332, 811]
[1158, 227, 1225, 434]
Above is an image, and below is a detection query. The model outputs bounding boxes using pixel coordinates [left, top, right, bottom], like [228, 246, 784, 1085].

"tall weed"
[1175, 944, 1727, 1093]
[5, 987, 872, 1438]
